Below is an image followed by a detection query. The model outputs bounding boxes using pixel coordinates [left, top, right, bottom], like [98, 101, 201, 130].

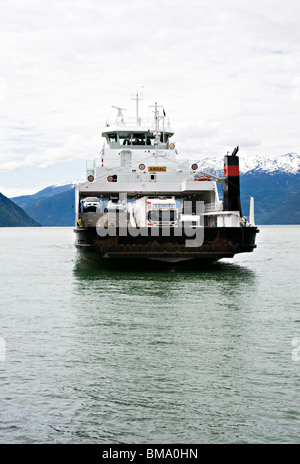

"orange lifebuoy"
[169, 142, 175, 149]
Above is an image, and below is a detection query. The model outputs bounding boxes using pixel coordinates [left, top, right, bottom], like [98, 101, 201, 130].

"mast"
[132, 90, 143, 126]
[150, 102, 163, 158]
[162, 108, 165, 145]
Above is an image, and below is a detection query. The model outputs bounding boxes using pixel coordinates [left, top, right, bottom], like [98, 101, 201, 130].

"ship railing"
[105, 116, 173, 129]
[204, 202, 223, 213]
[86, 158, 103, 178]
[86, 160, 95, 178]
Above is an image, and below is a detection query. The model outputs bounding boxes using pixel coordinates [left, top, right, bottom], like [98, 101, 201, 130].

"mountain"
[12, 183, 76, 227]
[24, 188, 76, 226]
[11, 181, 77, 211]
[198, 152, 300, 224]
[239, 171, 300, 224]
[0, 192, 40, 227]
[259, 191, 300, 225]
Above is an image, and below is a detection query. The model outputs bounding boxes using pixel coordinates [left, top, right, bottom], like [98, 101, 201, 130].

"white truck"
[133, 196, 178, 227]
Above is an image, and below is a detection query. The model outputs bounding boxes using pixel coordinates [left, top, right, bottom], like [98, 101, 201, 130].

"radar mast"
[111, 106, 126, 125]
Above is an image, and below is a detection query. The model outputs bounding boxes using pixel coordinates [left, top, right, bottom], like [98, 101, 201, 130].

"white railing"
[105, 116, 173, 130]
[205, 202, 223, 213]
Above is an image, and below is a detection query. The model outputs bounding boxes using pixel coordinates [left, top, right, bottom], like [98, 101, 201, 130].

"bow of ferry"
[74, 95, 259, 264]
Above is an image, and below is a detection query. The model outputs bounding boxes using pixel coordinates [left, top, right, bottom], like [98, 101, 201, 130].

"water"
[0, 225, 299, 444]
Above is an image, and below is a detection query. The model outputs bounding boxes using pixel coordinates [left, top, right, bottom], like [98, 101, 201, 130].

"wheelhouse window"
[107, 133, 117, 143]
[160, 133, 169, 143]
[119, 132, 131, 146]
[132, 133, 145, 145]
[103, 131, 170, 148]
[146, 134, 155, 146]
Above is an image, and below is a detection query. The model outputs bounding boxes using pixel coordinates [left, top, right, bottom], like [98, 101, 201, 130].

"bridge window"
[146, 134, 155, 146]
[160, 133, 169, 144]
[105, 131, 159, 148]
[119, 132, 131, 146]
[108, 133, 117, 143]
[132, 133, 145, 145]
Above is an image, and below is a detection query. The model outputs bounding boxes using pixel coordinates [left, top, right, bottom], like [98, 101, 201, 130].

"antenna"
[149, 102, 163, 158]
[132, 87, 144, 125]
[111, 106, 126, 124]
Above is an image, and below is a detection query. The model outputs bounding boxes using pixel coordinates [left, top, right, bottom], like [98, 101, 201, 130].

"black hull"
[74, 226, 259, 264]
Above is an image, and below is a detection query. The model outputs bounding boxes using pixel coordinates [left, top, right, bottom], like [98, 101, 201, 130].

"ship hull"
[74, 226, 259, 264]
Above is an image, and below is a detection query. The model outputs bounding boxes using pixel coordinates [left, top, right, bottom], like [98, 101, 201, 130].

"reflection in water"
[73, 253, 256, 308]
[73, 254, 255, 281]
[73, 255, 256, 307]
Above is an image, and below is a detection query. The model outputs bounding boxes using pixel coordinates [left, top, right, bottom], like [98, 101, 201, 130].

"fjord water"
[0, 226, 299, 444]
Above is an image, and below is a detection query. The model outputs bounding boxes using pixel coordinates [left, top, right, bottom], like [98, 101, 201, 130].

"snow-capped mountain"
[239, 153, 300, 174]
[197, 152, 300, 175]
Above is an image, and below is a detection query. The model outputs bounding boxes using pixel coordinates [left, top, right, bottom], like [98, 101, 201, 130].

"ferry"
[74, 93, 259, 264]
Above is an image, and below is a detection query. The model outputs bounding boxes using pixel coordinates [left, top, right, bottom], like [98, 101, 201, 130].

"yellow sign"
[148, 166, 167, 172]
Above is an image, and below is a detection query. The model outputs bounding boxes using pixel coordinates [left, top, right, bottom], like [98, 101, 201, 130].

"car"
[82, 197, 100, 213]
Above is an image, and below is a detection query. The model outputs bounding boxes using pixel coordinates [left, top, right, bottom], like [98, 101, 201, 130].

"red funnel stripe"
[224, 165, 239, 177]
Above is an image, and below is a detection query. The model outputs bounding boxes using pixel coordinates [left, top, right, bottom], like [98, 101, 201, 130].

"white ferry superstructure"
[74, 95, 259, 265]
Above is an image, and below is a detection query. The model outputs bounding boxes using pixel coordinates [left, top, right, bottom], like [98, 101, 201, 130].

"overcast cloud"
[0, 0, 300, 196]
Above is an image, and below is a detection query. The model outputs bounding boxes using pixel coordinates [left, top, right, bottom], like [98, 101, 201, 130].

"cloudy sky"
[1, 0, 300, 196]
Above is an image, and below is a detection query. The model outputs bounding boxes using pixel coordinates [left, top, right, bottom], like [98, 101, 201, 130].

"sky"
[0, 0, 300, 197]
